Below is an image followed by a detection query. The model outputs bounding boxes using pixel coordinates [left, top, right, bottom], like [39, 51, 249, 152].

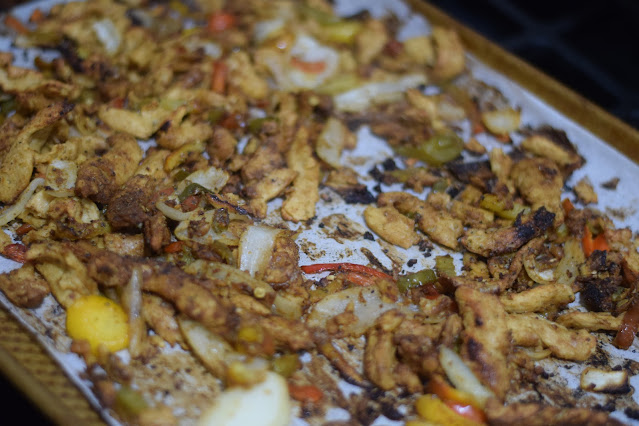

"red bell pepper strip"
[288, 383, 323, 403]
[342, 271, 377, 287]
[15, 223, 33, 236]
[582, 225, 609, 257]
[614, 297, 639, 350]
[300, 262, 393, 281]
[211, 61, 227, 94]
[562, 198, 574, 216]
[207, 11, 235, 33]
[163, 241, 184, 254]
[444, 401, 487, 423]
[2, 243, 27, 263]
[5, 15, 29, 35]
[290, 57, 327, 74]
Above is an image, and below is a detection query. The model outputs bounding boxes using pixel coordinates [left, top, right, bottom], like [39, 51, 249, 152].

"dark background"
[0, 0, 638, 424]
[427, 0, 639, 130]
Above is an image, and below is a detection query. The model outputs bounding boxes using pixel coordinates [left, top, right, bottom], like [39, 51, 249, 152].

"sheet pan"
[1, 0, 639, 424]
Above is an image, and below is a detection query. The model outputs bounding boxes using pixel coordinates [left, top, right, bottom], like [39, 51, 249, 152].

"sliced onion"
[186, 260, 275, 303]
[45, 190, 75, 198]
[254, 19, 286, 44]
[521, 346, 552, 360]
[123, 268, 144, 357]
[156, 201, 192, 222]
[92, 19, 121, 54]
[439, 346, 495, 408]
[0, 178, 44, 226]
[179, 167, 229, 194]
[334, 74, 427, 112]
[174, 217, 239, 246]
[481, 108, 521, 135]
[238, 225, 280, 277]
[197, 371, 290, 426]
[523, 252, 555, 285]
[273, 293, 304, 319]
[555, 238, 585, 286]
[258, 34, 339, 91]
[179, 317, 243, 378]
[316, 117, 347, 169]
[306, 286, 397, 337]
[45, 160, 77, 191]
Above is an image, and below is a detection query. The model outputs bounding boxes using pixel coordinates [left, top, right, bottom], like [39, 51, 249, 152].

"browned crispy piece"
[0, 264, 50, 308]
[139, 265, 232, 330]
[364, 310, 408, 391]
[0, 101, 74, 203]
[142, 294, 185, 348]
[519, 127, 584, 173]
[431, 27, 465, 80]
[489, 147, 514, 193]
[364, 206, 418, 249]
[573, 177, 598, 205]
[207, 126, 237, 165]
[144, 212, 171, 254]
[394, 314, 462, 378]
[511, 157, 564, 224]
[464, 137, 486, 155]
[555, 311, 623, 331]
[441, 238, 542, 293]
[378, 192, 463, 250]
[484, 399, 622, 426]
[241, 143, 284, 182]
[155, 113, 214, 151]
[500, 283, 574, 313]
[133, 148, 170, 178]
[75, 133, 143, 204]
[456, 286, 511, 399]
[26, 242, 98, 308]
[261, 230, 302, 287]
[106, 175, 160, 230]
[253, 315, 314, 352]
[98, 102, 174, 140]
[507, 313, 596, 361]
[244, 168, 297, 218]
[71, 243, 232, 330]
[282, 127, 320, 222]
[355, 18, 388, 65]
[450, 199, 494, 229]
[461, 207, 555, 258]
[103, 233, 144, 257]
[447, 160, 495, 192]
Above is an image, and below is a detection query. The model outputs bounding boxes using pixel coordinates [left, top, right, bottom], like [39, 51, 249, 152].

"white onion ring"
[0, 178, 45, 227]
[156, 201, 191, 222]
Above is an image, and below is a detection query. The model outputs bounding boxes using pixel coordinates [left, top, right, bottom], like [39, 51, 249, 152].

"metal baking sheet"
[1, 0, 639, 424]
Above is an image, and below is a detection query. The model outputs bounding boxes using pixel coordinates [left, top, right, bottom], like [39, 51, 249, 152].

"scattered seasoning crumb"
[625, 408, 639, 420]
[601, 177, 620, 190]
[368, 166, 384, 182]
[381, 158, 398, 171]
[418, 240, 433, 252]
[407, 259, 417, 267]
[363, 231, 375, 241]
[574, 177, 598, 204]
[464, 137, 486, 155]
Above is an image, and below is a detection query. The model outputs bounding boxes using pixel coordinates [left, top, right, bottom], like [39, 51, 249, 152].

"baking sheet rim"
[0, 0, 638, 424]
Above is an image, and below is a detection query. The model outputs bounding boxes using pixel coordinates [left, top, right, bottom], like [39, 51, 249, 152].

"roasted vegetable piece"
[397, 269, 437, 293]
[395, 132, 464, 166]
[66, 294, 129, 354]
